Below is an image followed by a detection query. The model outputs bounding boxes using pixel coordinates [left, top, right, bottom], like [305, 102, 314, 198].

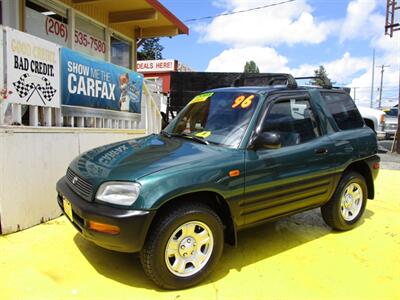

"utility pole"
[385, 0, 399, 153]
[385, 0, 400, 37]
[377, 64, 390, 109]
[370, 49, 375, 108]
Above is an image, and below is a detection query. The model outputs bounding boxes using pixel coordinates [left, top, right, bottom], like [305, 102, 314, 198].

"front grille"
[66, 168, 93, 201]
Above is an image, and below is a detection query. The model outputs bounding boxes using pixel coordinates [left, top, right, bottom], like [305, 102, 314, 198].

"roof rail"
[332, 86, 351, 94]
[294, 76, 332, 89]
[232, 73, 298, 89]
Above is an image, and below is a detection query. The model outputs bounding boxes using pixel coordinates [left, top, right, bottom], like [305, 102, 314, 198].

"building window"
[75, 14, 106, 60]
[111, 35, 131, 69]
[25, 0, 107, 60]
[25, 0, 68, 46]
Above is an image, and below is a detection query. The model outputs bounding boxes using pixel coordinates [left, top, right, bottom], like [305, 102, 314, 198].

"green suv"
[57, 77, 379, 289]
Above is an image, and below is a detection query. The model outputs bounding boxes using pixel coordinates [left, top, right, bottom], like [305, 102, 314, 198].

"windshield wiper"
[160, 130, 172, 138]
[171, 133, 210, 145]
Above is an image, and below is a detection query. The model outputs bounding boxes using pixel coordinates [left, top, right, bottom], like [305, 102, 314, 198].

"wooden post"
[67, 8, 76, 49]
[11, 104, 22, 125]
[105, 28, 111, 62]
[19, 0, 26, 31]
[29, 105, 39, 126]
[77, 117, 84, 128]
[43, 106, 52, 127]
[55, 108, 63, 127]
[132, 31, 137, 71]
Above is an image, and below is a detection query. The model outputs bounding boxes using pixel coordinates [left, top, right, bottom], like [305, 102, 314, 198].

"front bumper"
[56, 177, 155, 253]
[384, 129, 397, 139]
[376, 130, 386, 140]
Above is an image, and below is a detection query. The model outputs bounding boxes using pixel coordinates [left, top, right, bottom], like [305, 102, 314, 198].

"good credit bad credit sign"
[6, 27, 60, 107]
[61, 48, 143, 113]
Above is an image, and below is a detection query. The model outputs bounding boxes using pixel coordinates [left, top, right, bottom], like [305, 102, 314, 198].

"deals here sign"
[6, 27, 61, 108]
[61, 48, 143, 113]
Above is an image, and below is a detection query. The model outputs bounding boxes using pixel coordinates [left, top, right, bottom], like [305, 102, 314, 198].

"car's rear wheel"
[140, 202, 224, 289]
[321, 172, 367, 231]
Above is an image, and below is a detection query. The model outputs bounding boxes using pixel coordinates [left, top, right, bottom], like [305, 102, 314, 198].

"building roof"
[62, 0, 189, 39]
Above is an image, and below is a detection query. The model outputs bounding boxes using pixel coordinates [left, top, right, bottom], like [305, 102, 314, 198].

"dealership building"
[0, 0, 188, 234]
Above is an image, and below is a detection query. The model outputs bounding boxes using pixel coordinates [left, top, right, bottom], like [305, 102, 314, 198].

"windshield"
[165, 91, 260, 148]
[385, 108, 398, 117]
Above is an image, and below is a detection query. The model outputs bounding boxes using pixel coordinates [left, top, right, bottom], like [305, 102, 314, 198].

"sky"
[156, 0, 400, 108]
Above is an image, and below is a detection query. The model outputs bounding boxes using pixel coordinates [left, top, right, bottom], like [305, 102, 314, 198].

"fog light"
[88, 221, 120, 235]
[373, 162, 380, 169]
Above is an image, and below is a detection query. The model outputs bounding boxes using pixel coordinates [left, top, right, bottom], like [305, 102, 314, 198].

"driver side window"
[262, 98, 321, 147]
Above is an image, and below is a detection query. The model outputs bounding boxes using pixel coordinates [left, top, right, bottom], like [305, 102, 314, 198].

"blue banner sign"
[61, 48, 143, 113]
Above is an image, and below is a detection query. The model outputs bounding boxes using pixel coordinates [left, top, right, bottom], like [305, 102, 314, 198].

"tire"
[321, 172, 368, 231]
[140, 202, 224, 289]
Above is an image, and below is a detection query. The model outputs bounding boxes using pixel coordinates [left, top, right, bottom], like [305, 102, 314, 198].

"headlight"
[380, 114, 385, 125]
[96, 182, 141, 206]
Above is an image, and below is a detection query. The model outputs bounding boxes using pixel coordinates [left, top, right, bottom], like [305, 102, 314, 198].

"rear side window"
[321, 92, 364, 130]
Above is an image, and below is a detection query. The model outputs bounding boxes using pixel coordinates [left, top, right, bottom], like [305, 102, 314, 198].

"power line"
[348, 85, 398, 89]
[343, 86, 399, 91]
[184, 0, 297, 22]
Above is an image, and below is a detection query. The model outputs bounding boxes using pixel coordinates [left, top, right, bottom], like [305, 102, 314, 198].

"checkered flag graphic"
[12, 73, 57, 105]
[37, 77, 57, 102]
[13, 73, 35, 98]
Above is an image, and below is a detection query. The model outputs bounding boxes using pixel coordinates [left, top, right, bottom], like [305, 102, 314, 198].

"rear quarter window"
[321, 92, 364, 130]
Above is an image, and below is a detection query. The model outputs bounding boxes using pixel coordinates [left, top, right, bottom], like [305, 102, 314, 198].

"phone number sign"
[25, 7, 106, 60]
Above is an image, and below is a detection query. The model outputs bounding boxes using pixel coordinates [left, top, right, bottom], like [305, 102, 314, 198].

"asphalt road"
[378, 139, 400, 170]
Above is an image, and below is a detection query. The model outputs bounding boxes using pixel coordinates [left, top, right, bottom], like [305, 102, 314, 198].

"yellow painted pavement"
[1, 170, 399, 300]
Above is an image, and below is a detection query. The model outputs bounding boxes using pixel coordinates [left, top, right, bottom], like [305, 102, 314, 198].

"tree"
[137, 38, 164, 60]
[310, 65, 332, 87]
[244, 61, 260, 73]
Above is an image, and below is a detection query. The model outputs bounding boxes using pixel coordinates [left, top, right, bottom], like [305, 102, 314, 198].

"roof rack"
[232, 73, 298, 89]
[294, 76, 333, 89]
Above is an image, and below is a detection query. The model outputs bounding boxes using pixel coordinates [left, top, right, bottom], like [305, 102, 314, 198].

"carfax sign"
[61, 48, 143, 113]
[6, 27, 60, 108]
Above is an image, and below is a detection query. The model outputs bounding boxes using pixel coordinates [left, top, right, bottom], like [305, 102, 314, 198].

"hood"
[69, 134, 229, 184]
[357, 106, 385, 117]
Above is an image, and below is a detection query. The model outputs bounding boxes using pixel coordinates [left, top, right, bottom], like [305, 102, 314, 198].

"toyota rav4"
[57, 75, 379, 289]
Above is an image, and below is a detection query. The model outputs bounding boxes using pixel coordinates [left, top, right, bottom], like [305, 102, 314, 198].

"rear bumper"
[56, 177, 155, 253]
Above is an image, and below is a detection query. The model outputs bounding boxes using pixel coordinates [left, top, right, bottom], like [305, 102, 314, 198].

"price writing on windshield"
[232, 95, 255, 109]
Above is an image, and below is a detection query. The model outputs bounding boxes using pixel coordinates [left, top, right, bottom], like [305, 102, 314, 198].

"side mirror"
[253, 132, 281, 150]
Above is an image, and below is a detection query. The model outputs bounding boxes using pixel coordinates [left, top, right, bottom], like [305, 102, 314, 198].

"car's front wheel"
[321, 172, 368, 231]
[140, 202, 224, 289]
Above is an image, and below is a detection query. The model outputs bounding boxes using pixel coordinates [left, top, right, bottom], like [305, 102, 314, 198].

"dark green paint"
[67, 87, 379, 231]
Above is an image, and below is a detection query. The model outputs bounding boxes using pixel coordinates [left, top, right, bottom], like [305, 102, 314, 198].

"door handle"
[315, 147, 329, 155]
[344, 146, 354, 153]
